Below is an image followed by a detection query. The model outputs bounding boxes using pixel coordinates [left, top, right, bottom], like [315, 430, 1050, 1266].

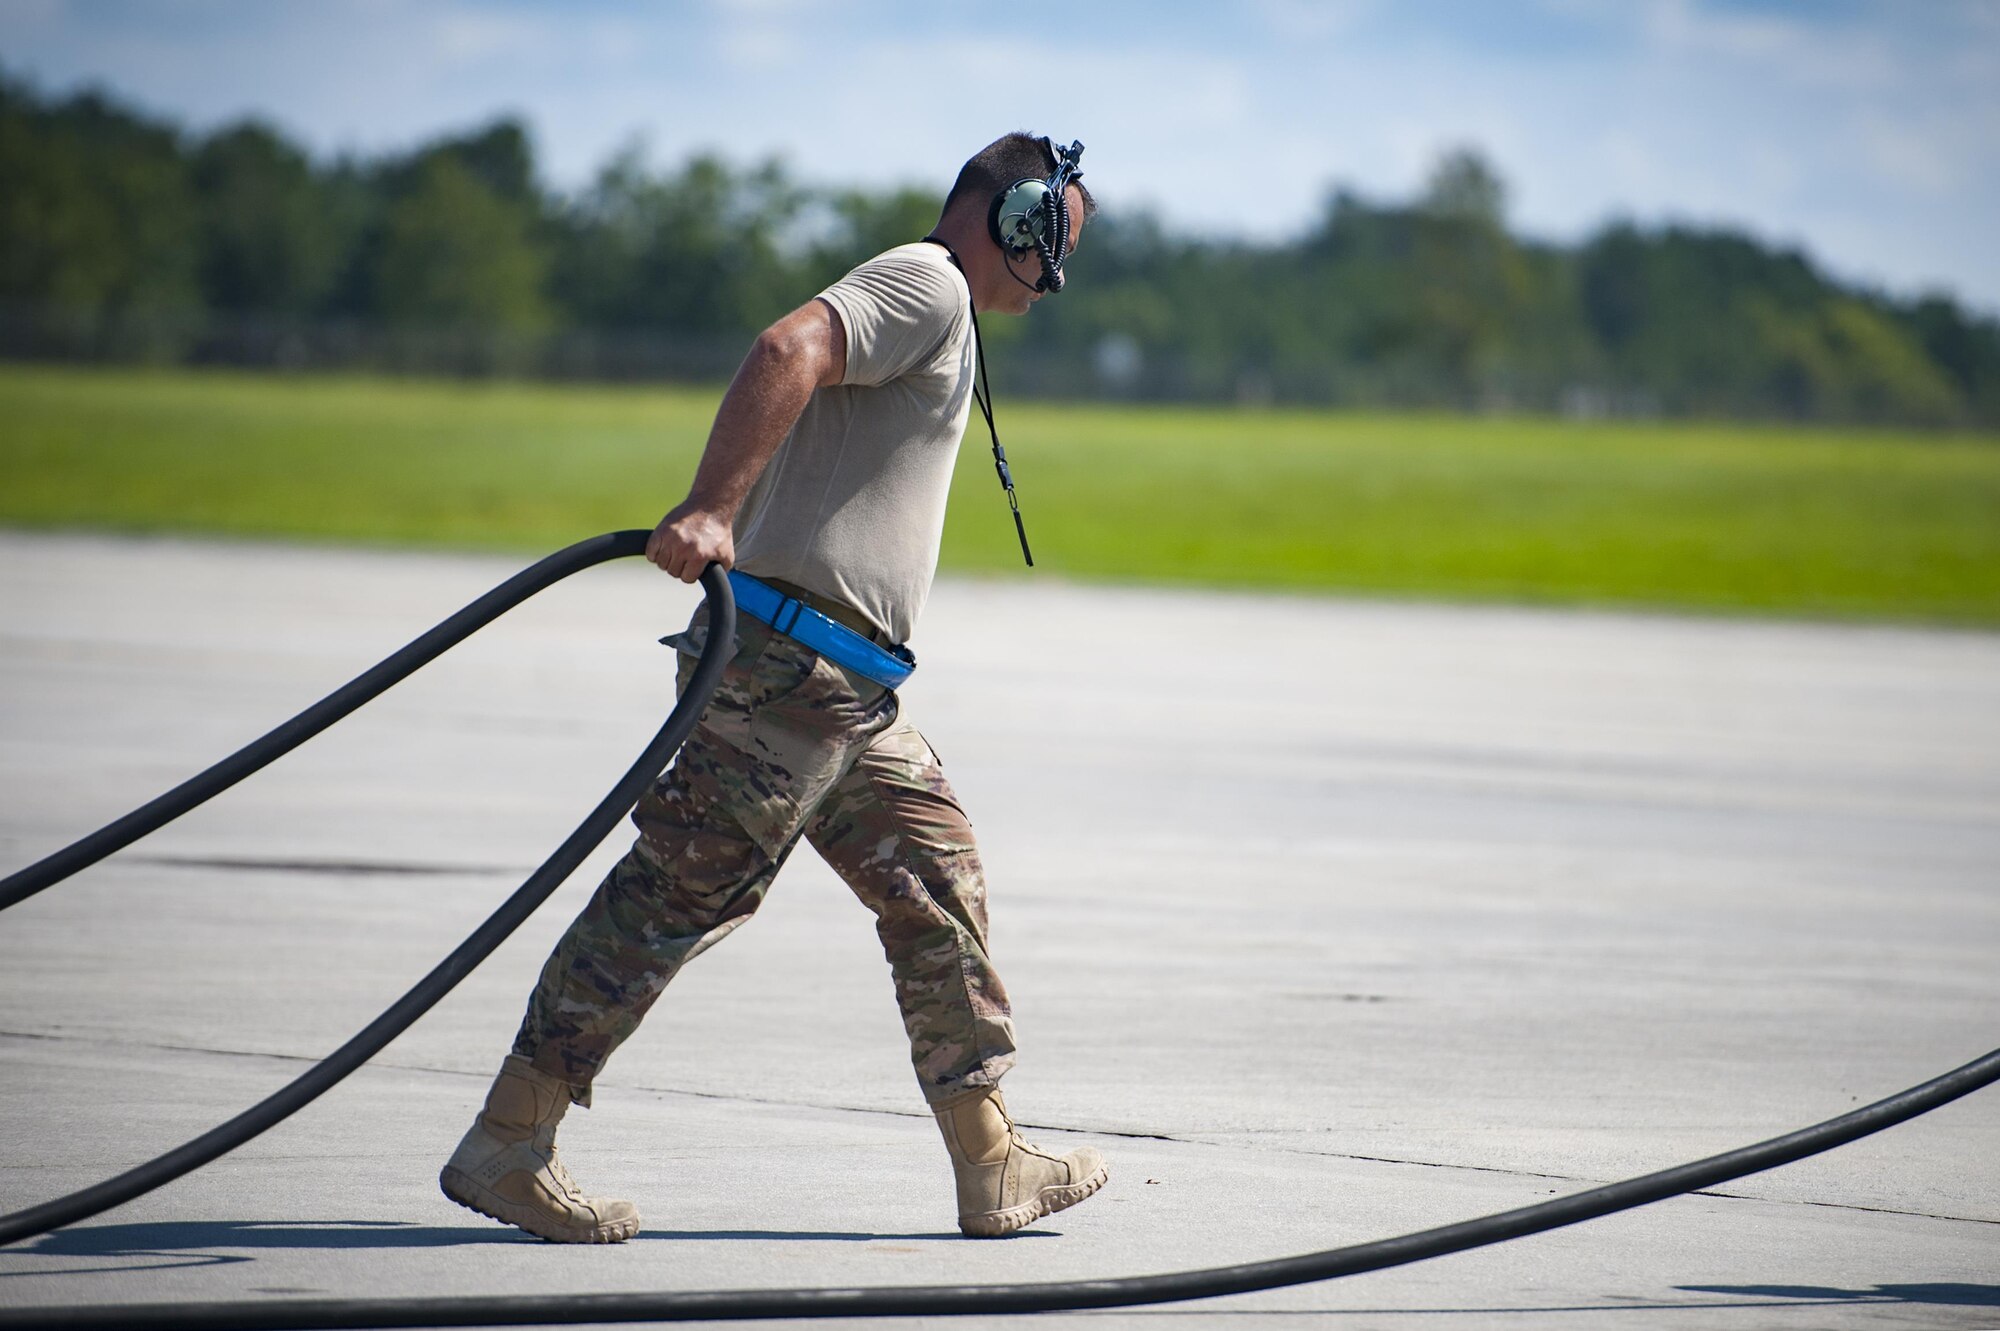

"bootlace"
[533, 1128, 585, 1201]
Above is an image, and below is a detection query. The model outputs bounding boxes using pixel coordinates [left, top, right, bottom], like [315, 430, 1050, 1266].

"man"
[439, 133, 1105, 1243]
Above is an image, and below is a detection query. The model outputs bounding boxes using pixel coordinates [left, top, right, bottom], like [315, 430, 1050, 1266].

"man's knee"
[611, 766, 774, 930]
[593, 844, 764, 940]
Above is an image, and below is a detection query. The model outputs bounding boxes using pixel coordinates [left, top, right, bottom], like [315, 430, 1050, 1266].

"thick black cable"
[0, 538, 1991, 1326]
[5, 1046, 1994, 1328]
[0, 557, 737, 1250]
[0, 530, 669, 914]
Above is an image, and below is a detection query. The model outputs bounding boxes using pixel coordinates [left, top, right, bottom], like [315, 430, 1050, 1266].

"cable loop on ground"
[1, 534, 1992, 1328]
[0, 538, 735, 1252]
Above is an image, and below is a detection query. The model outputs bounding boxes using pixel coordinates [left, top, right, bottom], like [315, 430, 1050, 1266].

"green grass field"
[4, 364, 1999, 624]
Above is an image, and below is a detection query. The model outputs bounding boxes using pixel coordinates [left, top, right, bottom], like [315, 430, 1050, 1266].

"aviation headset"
[988, 137, 1086, 292]
[924, 136, 1086, 569]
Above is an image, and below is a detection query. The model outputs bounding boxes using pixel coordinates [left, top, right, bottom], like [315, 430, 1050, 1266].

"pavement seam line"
[6, 1028, 1997, 1230]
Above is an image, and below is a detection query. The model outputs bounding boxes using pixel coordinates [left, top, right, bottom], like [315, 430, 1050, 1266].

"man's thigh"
[668, 608, 897, 858]
[807, 725, 1014, 1098]
[808, 725, 988, 930]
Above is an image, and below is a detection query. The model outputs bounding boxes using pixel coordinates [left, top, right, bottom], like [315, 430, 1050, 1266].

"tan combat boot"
[439, 1054, 641, 1243]
[935, 1086, 1107, 1237]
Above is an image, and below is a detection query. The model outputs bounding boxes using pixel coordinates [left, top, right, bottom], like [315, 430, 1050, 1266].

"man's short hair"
[943, 132, 1097, 222]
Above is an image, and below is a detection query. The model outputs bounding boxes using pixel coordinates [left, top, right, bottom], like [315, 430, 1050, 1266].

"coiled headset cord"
[0, 534, 1994, 1328]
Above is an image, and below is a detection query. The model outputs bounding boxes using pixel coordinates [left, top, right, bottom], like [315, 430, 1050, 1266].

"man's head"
[937, 132, 1095, 314]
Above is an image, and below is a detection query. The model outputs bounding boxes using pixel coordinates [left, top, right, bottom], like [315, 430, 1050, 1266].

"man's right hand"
[646, 503, 735, 583]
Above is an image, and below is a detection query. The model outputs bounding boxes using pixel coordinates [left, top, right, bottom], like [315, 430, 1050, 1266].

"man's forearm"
[646, 299, 846, 580]
[685, 330, 824, 520]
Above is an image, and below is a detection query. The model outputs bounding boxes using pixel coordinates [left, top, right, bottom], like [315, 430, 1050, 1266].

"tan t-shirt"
[732, 242, 975, 646]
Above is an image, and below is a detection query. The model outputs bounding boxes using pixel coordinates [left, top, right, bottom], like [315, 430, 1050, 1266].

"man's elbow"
[749, 305, 844, 390]
[748, 323, 795, 364]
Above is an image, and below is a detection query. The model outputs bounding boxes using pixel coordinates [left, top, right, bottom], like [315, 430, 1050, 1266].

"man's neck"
[926, 214, 1005, 313]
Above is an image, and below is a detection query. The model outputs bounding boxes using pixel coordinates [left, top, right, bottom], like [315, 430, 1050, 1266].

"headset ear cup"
[989, 179, 1049, 253]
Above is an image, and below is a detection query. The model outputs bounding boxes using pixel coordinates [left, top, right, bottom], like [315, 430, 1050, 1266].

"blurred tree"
[1421, 148, 1506, 227]
[192, 120, 343, 315]
[805, 185, 939, 286]
[1410, 147, 1530, 401]
[550, 148, 804, 336]
[372, 152, 549, 333]
[1753, 298, 1959, 424]
[2, 74, 1997, 424]
[0, 77, 202, 357]
[443, 119, 538, 207]
[1906, 293, 2000, 421]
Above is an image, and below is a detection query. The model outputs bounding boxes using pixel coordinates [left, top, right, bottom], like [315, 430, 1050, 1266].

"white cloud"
[1855, 113, 1959, 197]
[431, 10, 547, 64]
[1243, 0, 1379, 43]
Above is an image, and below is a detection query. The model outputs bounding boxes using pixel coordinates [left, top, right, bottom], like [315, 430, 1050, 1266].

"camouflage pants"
[512, 605, 1016, 1107]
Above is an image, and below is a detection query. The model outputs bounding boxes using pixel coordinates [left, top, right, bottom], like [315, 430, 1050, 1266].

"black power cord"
[0, 530, 692, 914]
[0, 542, 737, 1250]
[0, 534, 1992, 1327]
[2, 1046, 1993, 1329]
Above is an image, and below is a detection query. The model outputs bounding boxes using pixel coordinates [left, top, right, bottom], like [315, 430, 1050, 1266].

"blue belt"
[726, 570, 916, 691]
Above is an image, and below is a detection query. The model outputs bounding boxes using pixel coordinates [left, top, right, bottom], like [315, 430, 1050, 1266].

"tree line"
[4, 72, 1997, 427]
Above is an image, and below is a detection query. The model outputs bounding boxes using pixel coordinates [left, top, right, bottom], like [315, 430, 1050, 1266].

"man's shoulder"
[861, 240, 958, 273]
[817, 241, 971, 390]
[830, 242, 968, 307]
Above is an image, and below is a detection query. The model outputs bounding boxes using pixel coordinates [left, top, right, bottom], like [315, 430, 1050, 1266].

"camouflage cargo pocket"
[747, 651, 891, 784]
[669, 610, 816, 754]
[662, 606, 887, 858]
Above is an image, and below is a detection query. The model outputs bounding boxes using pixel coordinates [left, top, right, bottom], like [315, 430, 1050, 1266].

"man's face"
[999, 182, 1087, 315]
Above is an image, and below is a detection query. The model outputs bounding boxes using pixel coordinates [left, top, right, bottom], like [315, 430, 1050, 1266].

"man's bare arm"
[647, 298, 848, 581]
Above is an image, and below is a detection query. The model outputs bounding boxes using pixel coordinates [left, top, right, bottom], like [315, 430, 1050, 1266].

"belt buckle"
[773, 579, 877, 643]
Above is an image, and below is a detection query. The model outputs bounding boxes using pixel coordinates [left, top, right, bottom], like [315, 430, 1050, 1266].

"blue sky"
[7, 0, 1998, 312]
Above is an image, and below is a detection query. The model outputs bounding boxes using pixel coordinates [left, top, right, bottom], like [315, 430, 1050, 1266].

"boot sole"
[439, 1166, 640, 1244]
[959, 1159, 1109, 1238]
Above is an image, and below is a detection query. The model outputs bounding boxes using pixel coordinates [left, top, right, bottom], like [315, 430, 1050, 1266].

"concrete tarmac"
[0, 531, 1995, 1330]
